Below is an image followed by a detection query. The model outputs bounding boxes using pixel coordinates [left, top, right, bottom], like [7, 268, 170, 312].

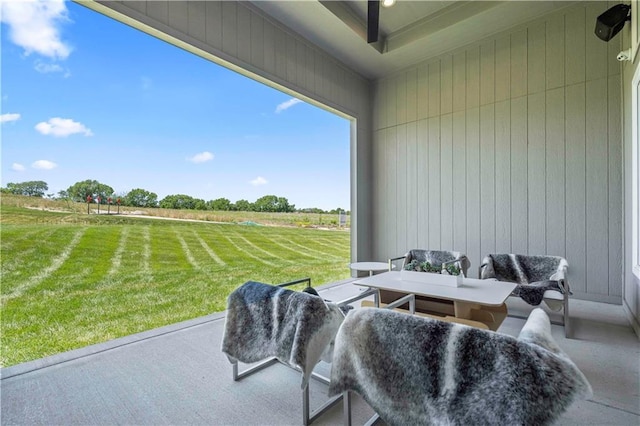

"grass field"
[0, 196, 351, 367]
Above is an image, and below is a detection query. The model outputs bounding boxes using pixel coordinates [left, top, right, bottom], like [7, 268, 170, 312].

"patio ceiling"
[251, 0, 578, 79]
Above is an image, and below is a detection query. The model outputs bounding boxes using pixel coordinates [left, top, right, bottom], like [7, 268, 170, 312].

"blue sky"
[1, 0, 350, 211]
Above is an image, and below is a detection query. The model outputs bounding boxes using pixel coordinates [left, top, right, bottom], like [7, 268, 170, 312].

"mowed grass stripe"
[141, 226, 153, 280]
[174, 228, 199, 270]
[193, 226, 243, 265]
[206, 226, 278, 267]
[267, 235, 345, 260]
[225, 230, 295, 264]
[2, 228, 86, 301]
[309, 236, 350, 252]
[257, 235, 325, 261]
[38, 226, 124, 294]
[1, 227, 61, 275]
[108, 227, 129, 276]
[107, 226, 153, 282]
[1, 228, 81, 295]
[222, 235, 279, 267]
[230, 227, 332, 262]
[0, 227, 51, 253]
[173, 227, 226, 271]
[191, 230, 226, 267]
[149, 225, 200, 275]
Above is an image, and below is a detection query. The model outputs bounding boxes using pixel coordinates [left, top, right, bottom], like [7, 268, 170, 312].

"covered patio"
[2, 0, 640, 423]
[1, 281, 638, 425]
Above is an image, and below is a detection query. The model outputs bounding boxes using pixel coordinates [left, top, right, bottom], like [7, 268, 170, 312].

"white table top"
[349, 262, 390, 272]
[352, 271, 516, 306]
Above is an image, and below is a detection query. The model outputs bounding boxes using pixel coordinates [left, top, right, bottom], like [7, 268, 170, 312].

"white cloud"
[12, 163, 25, 171]
[34, 60, 69, 76]
[188, 151, 214, 163]
[32, 160, 57, 170]
[0, 113, 21, 123]
[275, 98, 302, 113]
[34, 61, 62, 73]
[0, 0, 72, 60]
[250, 176, 268, 186]
[35, 117, 93, 137]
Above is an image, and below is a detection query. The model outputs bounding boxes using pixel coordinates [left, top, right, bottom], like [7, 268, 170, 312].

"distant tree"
[253, 195, 278, 212]
[253, 195, 295, 213]
[194, 199, 207, 210]
[57, 190, 69, 199]
[208, 198, 232, 211]
[159, 194, 202, 210]
[67, 180, 114, 203]
[276, 196, 295, 212]
[233, 199, 253, 212]
[5, 181, 48, 197]
[123, 188, 158, 207]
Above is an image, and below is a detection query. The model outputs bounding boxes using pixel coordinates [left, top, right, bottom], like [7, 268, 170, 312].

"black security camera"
[595, 4, 631, 42]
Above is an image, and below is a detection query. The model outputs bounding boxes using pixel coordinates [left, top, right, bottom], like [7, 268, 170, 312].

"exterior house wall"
[89, 0, 373, 261]
[621, 11, 640, 335]
[371, 2, 624, 303]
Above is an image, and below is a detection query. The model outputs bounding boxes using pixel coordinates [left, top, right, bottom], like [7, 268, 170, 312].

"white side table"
[349, 262, 391, 276]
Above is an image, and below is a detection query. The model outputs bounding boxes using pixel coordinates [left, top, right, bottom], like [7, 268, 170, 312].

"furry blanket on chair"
[480, 254, 569, 306]
[511, 279, 561, 305]
[328, 308, 592, 426]
[221, 281, 345, 388]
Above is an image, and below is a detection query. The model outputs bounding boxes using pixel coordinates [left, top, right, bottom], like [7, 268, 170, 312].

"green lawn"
[0, 204, 351, 367]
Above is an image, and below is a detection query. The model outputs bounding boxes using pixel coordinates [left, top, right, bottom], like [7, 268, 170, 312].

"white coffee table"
[349, 261, 390, 276]
[353, 271, 516, 325]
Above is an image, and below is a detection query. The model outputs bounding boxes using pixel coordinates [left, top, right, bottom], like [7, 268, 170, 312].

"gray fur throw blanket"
[480, 254, 569, 306]
[221, 281, 345, 388]
[328, 308, 592, 426]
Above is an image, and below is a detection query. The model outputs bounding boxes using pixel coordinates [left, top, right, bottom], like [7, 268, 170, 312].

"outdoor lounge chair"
[221, 277, 375, 425]
[479, 253, 571, 337]
[329, 307, 592, 426]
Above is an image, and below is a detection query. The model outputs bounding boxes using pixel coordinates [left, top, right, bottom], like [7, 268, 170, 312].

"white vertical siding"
[440, 114, 453, 250]
[417, 119, 430, 249]
[371, 2, 622, 302]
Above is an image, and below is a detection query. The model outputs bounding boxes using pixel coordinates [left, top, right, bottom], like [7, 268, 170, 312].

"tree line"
[1, 179, 348, 214]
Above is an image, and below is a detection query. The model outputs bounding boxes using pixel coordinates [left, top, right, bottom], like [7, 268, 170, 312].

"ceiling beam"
[319, 0, 385, 53]
[367, 0, 380, 43]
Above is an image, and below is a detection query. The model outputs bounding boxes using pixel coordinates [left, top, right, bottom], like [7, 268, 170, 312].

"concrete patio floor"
[1, 280, 639, 425]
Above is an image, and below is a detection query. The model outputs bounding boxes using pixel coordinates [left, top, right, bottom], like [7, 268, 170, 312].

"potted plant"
[400, 260, 464, 287]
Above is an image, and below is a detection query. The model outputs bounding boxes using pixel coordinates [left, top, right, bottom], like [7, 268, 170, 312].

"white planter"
[400, 270, 462, 287]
